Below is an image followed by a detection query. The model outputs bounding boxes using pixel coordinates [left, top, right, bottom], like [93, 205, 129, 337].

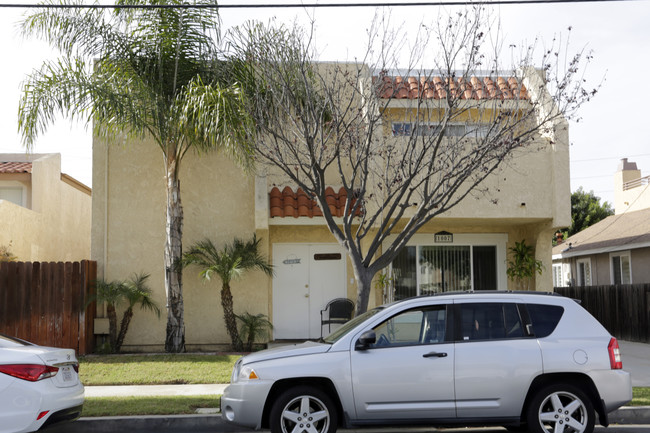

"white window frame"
[552, 263, 563, 287]
[0, 182, 27, 207]
[610, 251, 632, 285]
[576, 258, 592, 286]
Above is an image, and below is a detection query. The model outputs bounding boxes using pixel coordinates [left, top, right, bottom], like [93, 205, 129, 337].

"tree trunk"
[106, 304, 118, 353]
[164, 157, 186, 353]
[221, 282, 243, 351]
[352, 265, 375, 315]
[115, 307, 134, 353]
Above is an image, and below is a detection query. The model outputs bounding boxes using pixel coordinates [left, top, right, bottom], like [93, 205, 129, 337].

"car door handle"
[423, 351, 448, 358]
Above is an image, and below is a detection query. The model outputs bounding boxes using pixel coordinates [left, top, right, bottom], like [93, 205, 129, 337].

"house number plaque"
[434, 231, 453, 243]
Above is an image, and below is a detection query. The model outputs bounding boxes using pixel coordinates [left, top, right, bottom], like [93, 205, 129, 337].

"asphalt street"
[48, 422, 650, 433]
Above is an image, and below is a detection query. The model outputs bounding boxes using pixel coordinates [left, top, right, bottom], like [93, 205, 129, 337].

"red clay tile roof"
[270, 186, 359, 218]
[0, 162, 32, 173]
[375, 75, 529, 100]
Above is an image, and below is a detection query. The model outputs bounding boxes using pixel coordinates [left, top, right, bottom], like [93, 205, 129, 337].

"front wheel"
[526, 384, 595, 433]
[269, 385, 338, 433]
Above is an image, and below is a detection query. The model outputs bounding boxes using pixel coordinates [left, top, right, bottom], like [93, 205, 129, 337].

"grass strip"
[82, 395, 220, 417]
[632, 387, 650, 406]
[79, 354, 241, 385]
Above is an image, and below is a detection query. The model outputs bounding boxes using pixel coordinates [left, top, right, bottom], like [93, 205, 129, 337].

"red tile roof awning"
[375, 75, 529, 100]
[0, 162, 32, 173]
[270, 186, 360, 218]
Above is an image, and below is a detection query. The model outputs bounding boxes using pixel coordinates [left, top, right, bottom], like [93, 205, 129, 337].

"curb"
[47, 407, 650, 433]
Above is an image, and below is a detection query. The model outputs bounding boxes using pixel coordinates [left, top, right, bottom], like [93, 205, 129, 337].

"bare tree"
[229, 7, 596, 314]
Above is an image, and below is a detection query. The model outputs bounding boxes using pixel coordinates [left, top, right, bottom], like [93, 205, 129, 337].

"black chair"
[320, 298, 355, 339]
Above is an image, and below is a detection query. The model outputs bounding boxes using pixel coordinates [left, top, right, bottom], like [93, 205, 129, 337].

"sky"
[1, 0, 649, 207]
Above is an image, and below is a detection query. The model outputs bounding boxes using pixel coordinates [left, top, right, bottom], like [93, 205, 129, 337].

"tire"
[269, 385, 338, 433]
[526, 383, 595, 433]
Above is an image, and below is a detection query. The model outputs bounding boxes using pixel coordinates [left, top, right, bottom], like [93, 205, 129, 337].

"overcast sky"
[1, 0, 649, 206]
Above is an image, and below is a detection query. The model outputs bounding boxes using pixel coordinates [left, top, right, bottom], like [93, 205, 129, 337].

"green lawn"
[79, 354, 241, 385]
[633, 387, 650, 406]
[82, 395, 219, 417]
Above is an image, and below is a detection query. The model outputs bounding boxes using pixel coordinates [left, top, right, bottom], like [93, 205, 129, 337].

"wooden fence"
[555, 284, 650, 343]
[0, 260, 96, 355]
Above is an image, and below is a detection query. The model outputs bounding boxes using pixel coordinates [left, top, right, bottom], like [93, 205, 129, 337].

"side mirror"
[355, 330, 376, 350]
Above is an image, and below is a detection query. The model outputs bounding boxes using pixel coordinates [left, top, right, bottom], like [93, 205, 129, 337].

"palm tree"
[182, 236, 273, 351]
[18, 0, 255, 352]
[88, 273, 160, 353]
[115, 273, 161, 353]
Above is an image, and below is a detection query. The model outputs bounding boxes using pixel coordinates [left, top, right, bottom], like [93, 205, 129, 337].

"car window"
[526, 304, 564, 338]
[371, 305, 447, 348]
[458, 303, 524, 341]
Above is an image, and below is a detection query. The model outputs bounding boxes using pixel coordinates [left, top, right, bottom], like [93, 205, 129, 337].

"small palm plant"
[89, 273, 160, 353]
[506, 240, 543, 291]
[236, 312, 273, 352]
[182, 235, 273, 351]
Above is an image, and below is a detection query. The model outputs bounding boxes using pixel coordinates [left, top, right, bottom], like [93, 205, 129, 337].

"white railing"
[623, 175, 650, 191]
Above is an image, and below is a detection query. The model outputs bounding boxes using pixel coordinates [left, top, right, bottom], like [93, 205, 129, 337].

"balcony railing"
[623, 175, 650, 191]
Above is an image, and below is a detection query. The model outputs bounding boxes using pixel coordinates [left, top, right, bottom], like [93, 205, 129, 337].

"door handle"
[423, 351, 448, 358]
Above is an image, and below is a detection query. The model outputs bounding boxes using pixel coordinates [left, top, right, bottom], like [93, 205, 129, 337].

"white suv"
[221, 292, 632, 433]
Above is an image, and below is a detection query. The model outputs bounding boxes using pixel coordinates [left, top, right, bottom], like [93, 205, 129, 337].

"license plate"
[61, 366, 73, 382]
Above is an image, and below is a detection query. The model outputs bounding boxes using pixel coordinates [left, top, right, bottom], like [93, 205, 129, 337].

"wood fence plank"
[555, 284, 649, 343]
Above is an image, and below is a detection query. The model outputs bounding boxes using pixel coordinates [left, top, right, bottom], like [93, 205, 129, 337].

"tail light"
[73, 363, 79, 373]
[0, 364, 59, 381]
[608, 338, 623, 369]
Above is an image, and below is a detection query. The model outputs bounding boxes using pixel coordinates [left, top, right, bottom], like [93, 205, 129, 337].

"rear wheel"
[526, 384, 595, 433]
[269, 385, 338, 433]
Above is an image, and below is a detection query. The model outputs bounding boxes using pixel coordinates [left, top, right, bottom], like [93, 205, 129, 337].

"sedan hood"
[243, 341, 330, 364]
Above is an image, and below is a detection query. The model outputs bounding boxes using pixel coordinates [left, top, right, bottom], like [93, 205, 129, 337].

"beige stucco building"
[92, 66, 570, 352]
[0, 153, 91, 262]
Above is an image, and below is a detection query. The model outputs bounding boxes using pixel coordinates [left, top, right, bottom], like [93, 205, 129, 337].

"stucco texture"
[0, 154, 91, 262]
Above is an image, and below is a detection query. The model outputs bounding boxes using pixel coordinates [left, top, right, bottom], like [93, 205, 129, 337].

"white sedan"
[0, 334, 84, 433]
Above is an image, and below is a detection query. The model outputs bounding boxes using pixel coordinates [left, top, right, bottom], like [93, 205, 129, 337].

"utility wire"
[0, 0, 644, 8]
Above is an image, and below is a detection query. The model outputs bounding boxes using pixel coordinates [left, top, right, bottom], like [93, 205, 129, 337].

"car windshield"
[322, 308, 383, 343]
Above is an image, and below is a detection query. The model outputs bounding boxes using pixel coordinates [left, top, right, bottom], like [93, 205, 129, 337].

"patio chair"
[320, 298, 355, 339]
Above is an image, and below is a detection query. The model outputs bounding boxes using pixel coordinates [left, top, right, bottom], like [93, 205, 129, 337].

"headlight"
[231, 359, 260, 383]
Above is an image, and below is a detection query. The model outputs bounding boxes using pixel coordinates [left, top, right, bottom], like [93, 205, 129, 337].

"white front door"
[272, 243, 347, 339]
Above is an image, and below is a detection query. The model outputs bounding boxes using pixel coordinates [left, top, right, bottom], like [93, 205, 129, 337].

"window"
[391, 242, 499, 300]
[391, 122, 489, 138]
[611, 252, 632, 284]
[552, 264, 563, 287]
[458, 303, 524, 341]
[576, 258, 592, 286]
[0, 186, 24, 207]
[526, 304, 564, 338]
[371, 306, 447, 348]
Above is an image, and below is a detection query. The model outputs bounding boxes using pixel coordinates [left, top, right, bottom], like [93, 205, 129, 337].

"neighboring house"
[552, 159, 650, 286]
[0, 153, 91, 262]
[92, 65, 570, 350]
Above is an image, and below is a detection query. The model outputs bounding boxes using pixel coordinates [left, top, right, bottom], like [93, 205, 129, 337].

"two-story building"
[1, 153, 91, 261]
[92, 65, 570, 351]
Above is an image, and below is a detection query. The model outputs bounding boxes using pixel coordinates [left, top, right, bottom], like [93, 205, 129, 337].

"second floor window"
[392, 122, 489, 138]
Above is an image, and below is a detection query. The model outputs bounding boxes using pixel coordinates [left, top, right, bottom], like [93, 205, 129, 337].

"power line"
[0, 0, 644, 9]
